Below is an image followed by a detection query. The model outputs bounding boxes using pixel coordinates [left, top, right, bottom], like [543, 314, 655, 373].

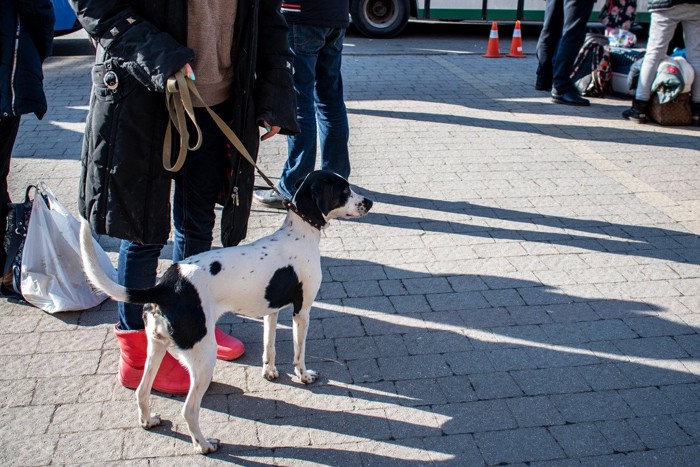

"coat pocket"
[91, 58, 140, 102]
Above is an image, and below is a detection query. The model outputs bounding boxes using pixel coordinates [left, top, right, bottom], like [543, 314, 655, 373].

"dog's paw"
[139, 412, 161, 429]
[262, 365, 279, 381]
[299, 369, 318, 385]
[195, 438, 220, 455]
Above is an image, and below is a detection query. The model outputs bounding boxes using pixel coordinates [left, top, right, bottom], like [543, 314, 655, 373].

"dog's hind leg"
[292, 306, 317, 384]
[178, 335, 219, 454]
[137, 310, 168, 429]
[262, 312, 279, 380]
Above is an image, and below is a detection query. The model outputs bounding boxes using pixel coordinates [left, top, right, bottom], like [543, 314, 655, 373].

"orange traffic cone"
[507, 20, 526, 58]
[483, 22, 502, 58]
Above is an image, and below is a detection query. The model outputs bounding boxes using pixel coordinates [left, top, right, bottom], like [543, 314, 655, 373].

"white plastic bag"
[20, 183, 116, 313]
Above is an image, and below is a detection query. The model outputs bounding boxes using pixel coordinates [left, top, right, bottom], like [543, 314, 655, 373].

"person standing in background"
[535, 0, 596, 106]
[623, 0, 700, 125]
[255, 0, 351, 208]
[0, 0, 54, 269]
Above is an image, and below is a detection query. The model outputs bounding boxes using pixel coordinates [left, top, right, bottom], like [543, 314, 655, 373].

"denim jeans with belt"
[117, 100, 231, 330]
[536, 0, 595, 94]
[635, 4, 700, 103]
[278, 24, 350, 199]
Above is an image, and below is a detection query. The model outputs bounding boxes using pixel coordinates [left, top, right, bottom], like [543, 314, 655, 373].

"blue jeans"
[278, 24, 350, 199]
[536, 0, 595, 94]
[117, 100, 231, 330]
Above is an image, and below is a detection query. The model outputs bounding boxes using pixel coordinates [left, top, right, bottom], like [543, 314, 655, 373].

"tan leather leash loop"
[163, 71, 202, 172]
[163, 70, 285, 201]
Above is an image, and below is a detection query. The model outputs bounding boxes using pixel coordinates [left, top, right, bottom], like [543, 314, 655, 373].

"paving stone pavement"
[2, 32, 700, 466]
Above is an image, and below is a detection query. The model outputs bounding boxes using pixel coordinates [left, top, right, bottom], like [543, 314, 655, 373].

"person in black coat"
[69, 0, 300, 394]
[0, 0, 54, 269]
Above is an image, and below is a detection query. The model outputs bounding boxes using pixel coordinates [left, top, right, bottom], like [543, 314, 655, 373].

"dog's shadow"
[145, 376, 435, 465]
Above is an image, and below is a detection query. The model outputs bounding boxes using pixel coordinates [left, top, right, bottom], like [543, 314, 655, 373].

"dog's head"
[293, 170, 372, 228]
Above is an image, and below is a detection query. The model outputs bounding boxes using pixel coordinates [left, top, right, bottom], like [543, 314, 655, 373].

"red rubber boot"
[215, 327, 245, 361]
[113, 324, 190, 395]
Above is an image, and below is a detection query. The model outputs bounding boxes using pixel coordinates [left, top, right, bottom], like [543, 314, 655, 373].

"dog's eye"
[343, 187, 351, 194]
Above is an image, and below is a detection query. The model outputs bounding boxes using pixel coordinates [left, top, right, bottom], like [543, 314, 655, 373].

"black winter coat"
[0, 0, 54, 120]
[281, 0, 349, 28]
[70, 0, 300, 246]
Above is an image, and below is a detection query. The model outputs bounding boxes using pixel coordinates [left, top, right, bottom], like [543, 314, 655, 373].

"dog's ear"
[310, 179, 334, 215]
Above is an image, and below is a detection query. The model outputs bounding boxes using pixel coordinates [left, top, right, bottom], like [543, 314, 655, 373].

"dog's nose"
[362, 198, 373, 211]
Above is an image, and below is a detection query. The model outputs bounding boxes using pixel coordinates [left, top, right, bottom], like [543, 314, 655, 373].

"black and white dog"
[79, 170, 372, 454]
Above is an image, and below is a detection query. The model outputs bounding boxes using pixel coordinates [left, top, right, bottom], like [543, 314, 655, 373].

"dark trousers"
[0, 116, 20, 209]
[278, 24, 350, 199]
[536, 0, 595, 94]
[0, 116, 21, 268]
[117, 101, 231, 330]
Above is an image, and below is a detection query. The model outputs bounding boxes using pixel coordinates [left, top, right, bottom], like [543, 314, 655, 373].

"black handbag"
[1, 185, 36, 302]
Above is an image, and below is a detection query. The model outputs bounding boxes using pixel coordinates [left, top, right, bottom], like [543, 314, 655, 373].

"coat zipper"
[9, 15, 21, 117]
[100, 60, 120, 229]
[230, 0, 257, 211]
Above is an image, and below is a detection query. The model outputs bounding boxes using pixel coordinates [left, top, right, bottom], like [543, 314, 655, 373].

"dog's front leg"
[262, 312, 279, 380]
[292, 307, 317, 384]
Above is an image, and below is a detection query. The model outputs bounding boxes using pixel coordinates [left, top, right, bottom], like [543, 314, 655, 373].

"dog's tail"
[79, 217, 153, 305]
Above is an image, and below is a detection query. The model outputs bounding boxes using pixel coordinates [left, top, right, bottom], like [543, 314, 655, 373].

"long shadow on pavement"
[358, 189, 700, 265]
[98, 258, 699, 464]
[348, 107, 700, 151]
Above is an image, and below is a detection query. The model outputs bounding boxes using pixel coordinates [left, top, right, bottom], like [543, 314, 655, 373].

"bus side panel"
[416, 0, 649, 23]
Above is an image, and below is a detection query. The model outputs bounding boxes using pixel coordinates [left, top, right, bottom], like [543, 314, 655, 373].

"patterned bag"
[599, 0, 637, 31]
[1, 186, 37, 303]
[571, 34, 612, 97]
[648, 93, 692, 126]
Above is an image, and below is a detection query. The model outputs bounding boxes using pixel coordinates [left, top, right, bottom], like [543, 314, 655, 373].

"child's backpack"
[570, 33, 612, 97]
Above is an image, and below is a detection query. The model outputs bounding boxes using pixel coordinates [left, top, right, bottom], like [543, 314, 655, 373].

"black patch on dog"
[293, 170, 351, 228]
[210, 261, 222, 275]
[128, 265, 207, 349]
[265, 265, 304, 314]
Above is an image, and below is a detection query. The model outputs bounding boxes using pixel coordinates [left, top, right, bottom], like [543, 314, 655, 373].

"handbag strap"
[162, 69, 283, 198]
[3, 185, 35, 275]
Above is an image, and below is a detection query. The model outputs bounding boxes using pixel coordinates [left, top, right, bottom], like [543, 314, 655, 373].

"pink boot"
[216, 327, 245, 361]
[113, 324, 190, 395]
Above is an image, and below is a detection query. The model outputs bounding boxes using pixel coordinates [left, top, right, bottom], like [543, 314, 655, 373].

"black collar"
[284, 200, 323, 230]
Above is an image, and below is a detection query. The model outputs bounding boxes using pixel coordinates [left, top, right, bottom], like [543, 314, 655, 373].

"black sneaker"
[253, 189, 286, 209]
[551, 90, 590, 106]
[622, 105, 647, 123]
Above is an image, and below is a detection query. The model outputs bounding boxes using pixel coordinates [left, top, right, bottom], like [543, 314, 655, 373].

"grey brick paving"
[2, 28, 699, 466]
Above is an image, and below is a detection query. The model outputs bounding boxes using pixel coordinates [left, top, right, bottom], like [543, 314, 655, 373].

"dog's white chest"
[183, 224, 322, 319]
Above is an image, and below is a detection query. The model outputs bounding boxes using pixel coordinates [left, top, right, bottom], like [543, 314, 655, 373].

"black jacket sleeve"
[68, 0, 193, 92]
[254, 0, 300, 135]
[16, 0, 55, 61]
